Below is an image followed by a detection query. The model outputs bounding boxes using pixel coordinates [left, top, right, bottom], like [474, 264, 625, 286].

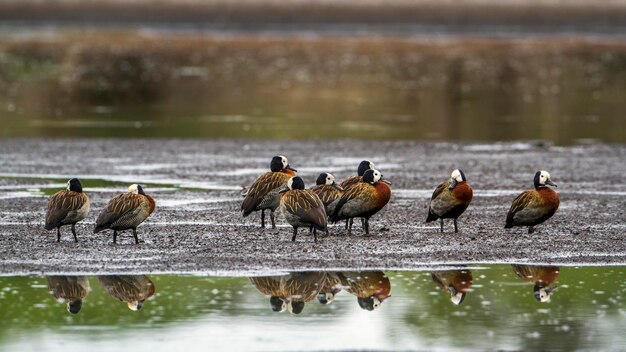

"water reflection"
[337, 271, 391, 311]
[97, 275, 156, 311]
[431, 269, 473, 305]
[249, 272, 326, 314]
[511, 265, 559, 302]
[46, 276, 91, 314]
[4, 266, 626, 350]
[250, 271, 391, 312]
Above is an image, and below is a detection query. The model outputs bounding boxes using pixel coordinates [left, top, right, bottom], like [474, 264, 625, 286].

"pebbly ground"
[0, 138, 624, 275]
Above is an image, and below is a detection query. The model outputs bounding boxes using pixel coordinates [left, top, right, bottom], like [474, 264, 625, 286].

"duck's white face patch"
[127, 301, 140, 311]
[66, 180, 71, 191]
[539, 170, 551, 185]
[368, 161, 375, 170]
[128, 184, 139, 194]
[451, 291, 464, 305]
[451, 169, 463, 182]
[287, 177, 294, 190]
[538, 288, 551, 302]
[325, 173, 336, 185]
[372, 297, 381, 310]
[371, 169, 383, 183]
[279, 155, 289, 169]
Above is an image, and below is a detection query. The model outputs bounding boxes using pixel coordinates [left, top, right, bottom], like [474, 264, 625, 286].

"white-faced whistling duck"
[505, 171, 560, 234]
[241, 155, 297, 229]
[329, 169, 391, 235]
[93, 184, 156, 244]
[426, 169, 473, 233]
[279, 176, 327, 242]
[44, 178, 90, 243]
[310, 172, 344, 217]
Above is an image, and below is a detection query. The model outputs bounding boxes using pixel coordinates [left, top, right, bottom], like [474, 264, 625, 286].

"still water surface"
[2, 265, 625, 351]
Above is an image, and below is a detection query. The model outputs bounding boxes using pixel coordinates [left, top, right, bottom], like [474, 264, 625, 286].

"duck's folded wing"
[45, 191, 88, 229]
[95, 193, 142, 229]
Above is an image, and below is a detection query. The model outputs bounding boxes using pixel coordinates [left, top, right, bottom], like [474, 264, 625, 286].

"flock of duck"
[44, 155, 560, 243]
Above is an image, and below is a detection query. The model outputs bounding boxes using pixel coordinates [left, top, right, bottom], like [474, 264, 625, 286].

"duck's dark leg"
[345, 219, 349, 230]
[261, 209, 266, 228]
[348, 218, 353, 235]
[113, 230, 118, 244]
[364, 218, 370, 235]
[313, 228, 318, 243]
[326, 228, 330, 237]
[56, 227, 61, 242]
[440, 219, 444, 233]
[270, 211, 276, 229]
[292, 227, 298, 242]
[132, 228, 139, 244]
[309, 226, 313, 233]
[71, 224, 78, 242]
[454, 219, 458, 233]
[361, 218, 366, 231]
[528, 226, 535, 234]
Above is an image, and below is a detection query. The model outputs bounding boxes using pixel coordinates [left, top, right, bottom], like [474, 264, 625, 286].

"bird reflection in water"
[250, 272, 326, 314]
[46, 276, 91, 314]
[97, 275, 156, 311]
[250, 271, 391, 312]
[337, 271, 391, 311]
[317, 273, 343, 305]
[431, 269, 473, 305]
[512, 265, 559, 302]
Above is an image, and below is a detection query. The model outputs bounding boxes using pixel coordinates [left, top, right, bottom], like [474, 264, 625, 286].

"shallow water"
[2, 265, 626, 351]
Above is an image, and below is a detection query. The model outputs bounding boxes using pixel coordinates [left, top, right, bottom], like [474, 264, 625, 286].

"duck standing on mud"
[93, 184, 156, 244]
[279, 176, 327, 242]
[242, 155, 297, 229]
[505, 171, 559, 234]
[330, 169, 391, 235]
[44, 178, 90, 243]
[426, 169, 473, 233]
[310, 172, 344, 217]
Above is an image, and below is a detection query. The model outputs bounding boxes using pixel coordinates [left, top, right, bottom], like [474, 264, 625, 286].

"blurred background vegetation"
[0, 0, 624, 144]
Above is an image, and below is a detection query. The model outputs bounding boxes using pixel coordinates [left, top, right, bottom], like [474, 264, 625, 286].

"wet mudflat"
[1, 266, 626, 351]
[0, 139, 624, 275]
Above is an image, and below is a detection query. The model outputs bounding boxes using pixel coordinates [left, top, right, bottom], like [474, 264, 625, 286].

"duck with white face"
[310, 172, 344, 218]
[279, 176, 327, 242]
[93, 184, 156, 244]
[330, 169, 392, 235]
[242, 155, 298, 229]
[426, 169, 473, 233]
[505, 170, 560, 234]
[44, 178, 90, 242]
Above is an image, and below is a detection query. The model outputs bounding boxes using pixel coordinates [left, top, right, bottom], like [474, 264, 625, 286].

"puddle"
[1, 265, 625, 351]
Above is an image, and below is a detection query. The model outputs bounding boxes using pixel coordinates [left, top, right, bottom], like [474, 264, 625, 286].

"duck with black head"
[44, 178, 90, 242]
[426, 169, 473, 233]
[505, 171, 560, 234]
[279, 176, 327, 242]
[330, 169, 391, 235]
[93, 184, 156, 244]
[241, 155, 297, 229]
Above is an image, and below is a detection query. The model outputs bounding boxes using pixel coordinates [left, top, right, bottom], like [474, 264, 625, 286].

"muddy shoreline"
[0, 138, 624, 275]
